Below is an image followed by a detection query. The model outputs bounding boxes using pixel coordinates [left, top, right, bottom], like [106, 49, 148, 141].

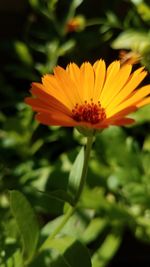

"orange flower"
[25, 60, 150, 130]
[119, 50, 141, 66]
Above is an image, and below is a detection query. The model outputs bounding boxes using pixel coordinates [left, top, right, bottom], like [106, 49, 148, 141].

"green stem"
[39, 133, 94, 252]
[39, 205, 75, 252]
[74, 134, 94, 203]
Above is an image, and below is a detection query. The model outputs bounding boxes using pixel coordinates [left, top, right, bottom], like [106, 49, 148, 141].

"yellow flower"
[25, 59, 150, 129]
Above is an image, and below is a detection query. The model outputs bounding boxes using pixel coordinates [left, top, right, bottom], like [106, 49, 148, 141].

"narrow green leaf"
[50, 253, 71, 267]
[14, 41, 33, 66]
[41, 236, 91, 267]
[82, 218, 108, 244]
[40, 209, 89, 244]
[111, 30, 150, 53]
[0, 249, 23, 267]
[131, 105, 150, 124]
[58, 40, 76, 56]
[42, 189, 74, 206]
[63, 239, 91, 267]
[47, 0, 58, 12]
[45, 236, 74, 253]
[28, 0, 40, 9]
[92, 233, 121, 267]
[68, 148, 84, 201]
[10, 190, 39, 263]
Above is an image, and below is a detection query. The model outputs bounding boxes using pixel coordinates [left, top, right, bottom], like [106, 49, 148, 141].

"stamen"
[72, 101, 106, 124]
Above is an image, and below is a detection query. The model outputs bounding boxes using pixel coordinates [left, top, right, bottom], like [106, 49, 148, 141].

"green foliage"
[1, 0, 150, 266]
[68, 147, 84, 202]
[111, 0, 150, 70]
[10, 190, 39, 264]
[92, 233, 121, 267]
[38, 236, 92, 267]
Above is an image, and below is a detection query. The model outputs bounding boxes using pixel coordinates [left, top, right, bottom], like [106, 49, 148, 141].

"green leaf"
[40, 209, 90, 244]
[0, 249, 23, 267]
[63, 239, 91, 267]
[134, 2, 150, 23]
[111, 30, 150, 54]
[106, 11, 121, 28]
[41, 236, 91, 267]
[58, 40, 76, 56]
[68, 0, 84, 18]
[28, 0, 40, 9]
[92, 233, 121, 267]
[41, 189, 74, 206]
[47, 0, 58, 12]
[80, 187, 107, 210]
[131, 105, 150, 124]
[14, 41, 33, 66]
[68, 148, 84, 202]
[9, 190, 39, 263]
[50, 252, 71, 267]
[82, 218, 108, 244]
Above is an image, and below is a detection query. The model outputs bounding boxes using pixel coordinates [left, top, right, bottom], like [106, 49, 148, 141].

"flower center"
[72, 99, 106, 124]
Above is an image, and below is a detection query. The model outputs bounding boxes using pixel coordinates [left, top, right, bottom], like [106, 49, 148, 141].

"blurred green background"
[1, 0, 150, 266]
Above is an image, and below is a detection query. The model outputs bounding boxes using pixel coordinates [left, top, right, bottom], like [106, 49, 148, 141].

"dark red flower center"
[72, 100, 106, 124]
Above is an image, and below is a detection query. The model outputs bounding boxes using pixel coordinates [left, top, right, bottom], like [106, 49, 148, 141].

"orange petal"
[35, 111, 78, 127]
[25, 98, 72, 119]
[25, 97, 49, 110]
[35, 111, 108, 129]
[106, 67, 147, 116]
[80, 62, 95, 102]
[42, 75, 73, 109]
[136, 96, 150, 107]
[111, 84, 150, 114]
[29, 83, 71, 116]
[111, 118, 135, 126]
[54, 66, 81, 107]
[93, 59, 106, 102]
[66, 63, 82, 103]
[93, 117, 134, 128]
[102, 64, 132, 107]
[94, 106, 136, 128]
[100, 61, 120, 102]
[106, 106, 137, 121]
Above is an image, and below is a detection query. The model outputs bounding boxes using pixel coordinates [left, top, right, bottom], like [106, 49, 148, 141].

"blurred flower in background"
[119, 50, 141, 65]
[66, 16, 85, 32]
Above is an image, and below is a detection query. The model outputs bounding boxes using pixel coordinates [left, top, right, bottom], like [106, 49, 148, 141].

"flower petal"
[100, 61, 120, 103]
[102, 64, 132, 107]
[106, 106, 137, 121]
[136, 96, 150, 107]
[111, 118, 135, 126]
[110, 84, 150, 114]
[80, 62, 95, 102]
[106, 67, 147, 116]
[35, 112, 78, 127]
[66, 63, 82, 103]
[26, 83, 71, 115]
[93, 59, 106, 102]
[94, 106, 136, 129]
[42, 74, 73, 109]
[53, 66, 81, 107]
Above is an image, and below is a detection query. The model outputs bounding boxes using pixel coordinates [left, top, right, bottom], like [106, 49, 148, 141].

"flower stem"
[39, 133, 94, 252]
[39, 205, 75, 252]
[74, 134, 94, 203]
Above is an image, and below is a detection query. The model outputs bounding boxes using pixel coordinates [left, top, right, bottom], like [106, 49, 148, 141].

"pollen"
[72, 100, 106, 124]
